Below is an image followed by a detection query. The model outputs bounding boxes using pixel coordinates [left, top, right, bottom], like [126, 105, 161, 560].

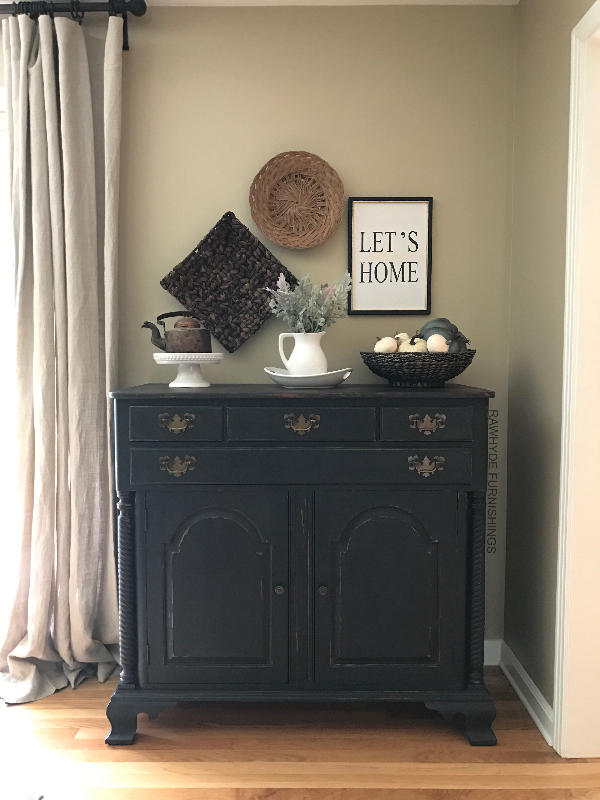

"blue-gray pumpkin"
[418, 318, 470, 354]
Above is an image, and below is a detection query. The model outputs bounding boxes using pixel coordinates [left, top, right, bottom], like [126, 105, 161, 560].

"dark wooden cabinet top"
[111, 383, 495, 400]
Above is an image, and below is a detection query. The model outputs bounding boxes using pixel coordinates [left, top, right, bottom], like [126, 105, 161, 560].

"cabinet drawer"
[130, 447, 472, 485]
[227, 406, 376, 442]
[129, 406, 223, 442]
[381, 406, 473, 442]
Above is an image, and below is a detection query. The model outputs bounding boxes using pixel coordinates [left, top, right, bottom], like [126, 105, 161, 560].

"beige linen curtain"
[0, 13, 123, 703]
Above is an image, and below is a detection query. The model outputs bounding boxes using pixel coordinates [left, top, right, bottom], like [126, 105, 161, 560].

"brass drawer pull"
[408, 455, 445, 477]
[159, 455, 196, 477]
[158, 412, 196, 434]
[284, 413, 320, 435]
[409, 413, 446, 435]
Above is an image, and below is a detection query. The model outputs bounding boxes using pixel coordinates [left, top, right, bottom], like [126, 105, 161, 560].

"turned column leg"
[422, 491, 497, 747]
[106, 492, 140, 745]
[116, 492, 137, 689]
[467, 491, 486, 687]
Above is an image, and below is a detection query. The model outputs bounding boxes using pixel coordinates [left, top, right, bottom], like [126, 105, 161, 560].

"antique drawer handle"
[158, 412, 196, 434]
[318, 585, 328, 596]
[409, 413, 446, 435]
[274, 585, 285, 595]
[159, 455, 196, 477]
[284, 413, 320, 435]
[408, 455, 445, 477]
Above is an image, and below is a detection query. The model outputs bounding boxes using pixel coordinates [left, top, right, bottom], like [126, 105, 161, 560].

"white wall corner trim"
[147, 0, 519, 7]
[554, 0, 600, 759]
[484, 638, 502, 666]
[500, 642, 554, 747]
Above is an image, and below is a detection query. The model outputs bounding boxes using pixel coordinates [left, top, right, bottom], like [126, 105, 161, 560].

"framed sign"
[348, 197, 432, 315]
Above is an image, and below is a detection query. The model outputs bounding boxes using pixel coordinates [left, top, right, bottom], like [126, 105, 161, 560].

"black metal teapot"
[142, 311, 212, 353]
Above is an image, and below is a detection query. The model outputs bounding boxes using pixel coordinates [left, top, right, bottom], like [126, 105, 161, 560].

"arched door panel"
[314, 490, 464, 688]
[144, 490, 289, 685]
[331, 506, 438, 664]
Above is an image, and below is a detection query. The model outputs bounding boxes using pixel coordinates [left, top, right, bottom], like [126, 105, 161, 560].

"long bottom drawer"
[130, 447, 473, 485]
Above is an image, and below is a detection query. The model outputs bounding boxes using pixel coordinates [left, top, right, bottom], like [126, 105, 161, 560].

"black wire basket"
[360, 349, 476, 388]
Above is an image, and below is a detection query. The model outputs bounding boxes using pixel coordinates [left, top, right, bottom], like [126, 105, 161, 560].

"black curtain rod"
[0, 0, 147, 49]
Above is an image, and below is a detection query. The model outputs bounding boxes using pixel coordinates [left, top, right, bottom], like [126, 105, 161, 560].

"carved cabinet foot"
[464, 704, 498, 746]
[105, 696, 177, 745]
[105, 698, 138, 745]
[425, 700, 497, 746]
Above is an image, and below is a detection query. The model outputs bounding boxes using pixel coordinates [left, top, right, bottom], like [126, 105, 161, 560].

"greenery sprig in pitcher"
[266, 273, 351, 375]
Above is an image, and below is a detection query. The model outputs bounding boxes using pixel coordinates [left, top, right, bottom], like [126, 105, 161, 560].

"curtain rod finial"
[127, 0, 146, 17]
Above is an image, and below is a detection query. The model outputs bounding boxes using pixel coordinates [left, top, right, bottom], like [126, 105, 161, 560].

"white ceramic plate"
[264, 367, 352, 388]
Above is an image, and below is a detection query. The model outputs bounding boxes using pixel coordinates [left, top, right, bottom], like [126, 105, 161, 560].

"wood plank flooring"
[1, 668, 600, 800]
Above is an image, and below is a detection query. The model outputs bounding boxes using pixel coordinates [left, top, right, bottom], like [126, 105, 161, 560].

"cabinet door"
[314, 490, 464, 689]
[144, 489, 289, 685]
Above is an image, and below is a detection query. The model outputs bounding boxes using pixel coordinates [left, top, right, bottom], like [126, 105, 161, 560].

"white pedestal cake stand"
[154, 352, 224, 388]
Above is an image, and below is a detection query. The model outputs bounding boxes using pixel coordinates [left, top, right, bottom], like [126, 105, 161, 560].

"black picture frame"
[347, 197, 433, 315]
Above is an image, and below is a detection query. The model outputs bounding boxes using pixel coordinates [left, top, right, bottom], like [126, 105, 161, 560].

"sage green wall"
[505, 0, 596, 704]
[119, 5, 516, 639]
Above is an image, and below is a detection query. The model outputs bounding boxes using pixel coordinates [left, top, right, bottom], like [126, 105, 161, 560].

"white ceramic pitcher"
[279, 332, 328, 375]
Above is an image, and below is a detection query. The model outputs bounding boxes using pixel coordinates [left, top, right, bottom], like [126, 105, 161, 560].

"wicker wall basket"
[360, 350, 477, 388]
[249, 151, 345, 249]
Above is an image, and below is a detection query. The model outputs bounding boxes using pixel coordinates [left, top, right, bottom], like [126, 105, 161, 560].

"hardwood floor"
[2, 668, 600, 800]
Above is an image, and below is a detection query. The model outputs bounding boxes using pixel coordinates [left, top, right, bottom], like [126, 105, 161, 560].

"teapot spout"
[142, 321, 167, 351]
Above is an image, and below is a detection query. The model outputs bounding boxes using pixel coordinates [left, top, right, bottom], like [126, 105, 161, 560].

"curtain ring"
[108, 0, 129, 50]
[30, 1, 46, 18]
[122, 9, 129, 50]
[70, 0, 84, 23]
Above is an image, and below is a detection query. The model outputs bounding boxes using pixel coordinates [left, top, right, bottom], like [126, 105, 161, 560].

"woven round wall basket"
[249, 151, 345, 249]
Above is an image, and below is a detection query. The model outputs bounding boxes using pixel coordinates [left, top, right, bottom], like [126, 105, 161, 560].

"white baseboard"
[499, 641, 554, 746]
[484, 638, 502, 666]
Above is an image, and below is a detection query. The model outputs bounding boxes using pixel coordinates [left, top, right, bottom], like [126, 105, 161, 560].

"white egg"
[427, 333, 450, 353]
[374, 336, 398, 353]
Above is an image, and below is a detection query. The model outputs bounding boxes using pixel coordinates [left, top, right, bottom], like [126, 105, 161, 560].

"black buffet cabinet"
[106, 383, 497, 746]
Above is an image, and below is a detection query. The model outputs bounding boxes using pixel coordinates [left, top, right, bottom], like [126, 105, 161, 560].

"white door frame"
[555, 0, 600, 758]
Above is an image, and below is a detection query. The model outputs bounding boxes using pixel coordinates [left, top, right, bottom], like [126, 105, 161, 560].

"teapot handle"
[156, 310, 196, 330]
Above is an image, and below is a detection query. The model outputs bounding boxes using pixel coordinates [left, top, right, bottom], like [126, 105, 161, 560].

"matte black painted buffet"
[106, 383, 497, 746]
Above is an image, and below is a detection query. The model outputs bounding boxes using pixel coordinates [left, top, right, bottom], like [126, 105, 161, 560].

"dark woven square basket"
[161, 212, 297, 353]
[360, 350, 476, 388]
